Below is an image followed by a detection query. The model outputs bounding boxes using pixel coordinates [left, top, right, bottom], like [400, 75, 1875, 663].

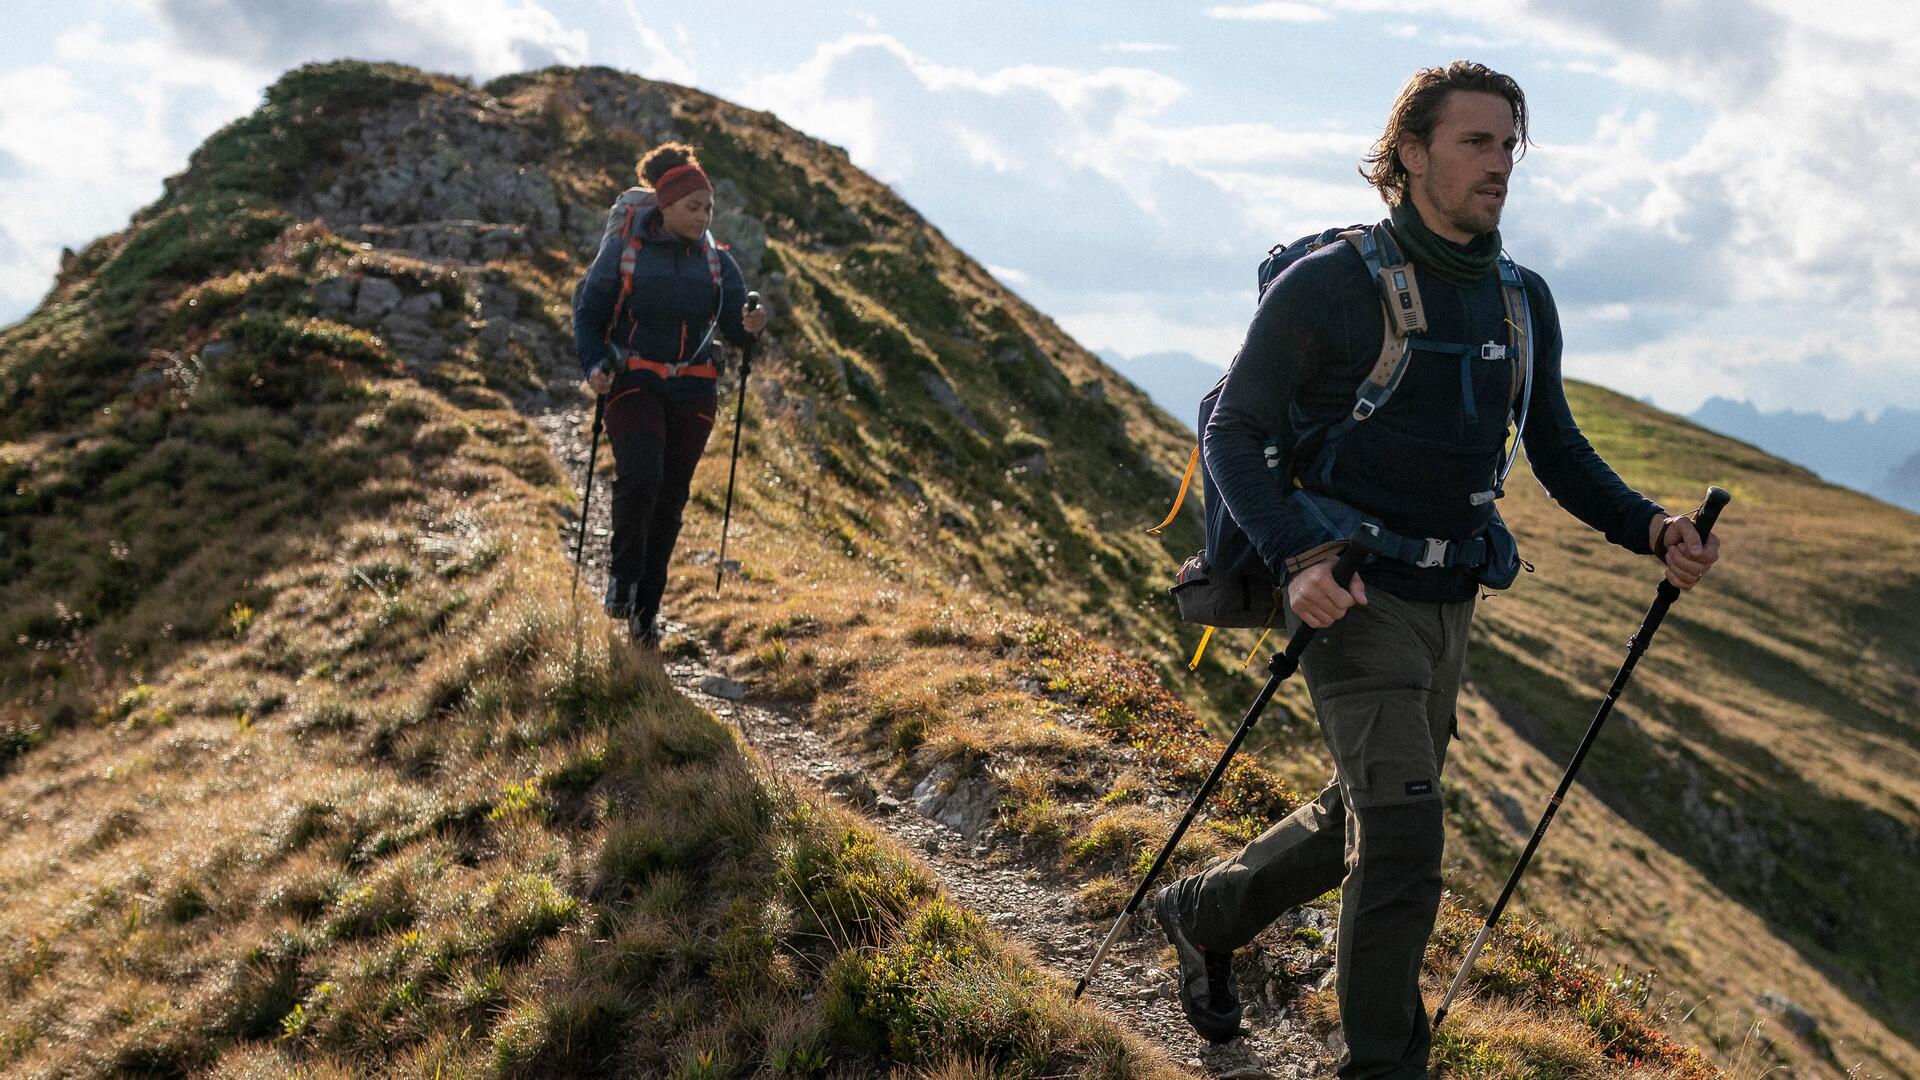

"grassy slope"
[0, 62, 1176, 1079]
[585, 69, 1724, 1080]
[1437, 385, 1920, 1074]
[626, 68, 1917, 1080]
[4, 57, 1903, 1080]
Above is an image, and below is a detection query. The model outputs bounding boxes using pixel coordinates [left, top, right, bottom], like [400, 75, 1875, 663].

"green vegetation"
[0, 61, 1176, 1079]
[7, 57, 1913, 1080]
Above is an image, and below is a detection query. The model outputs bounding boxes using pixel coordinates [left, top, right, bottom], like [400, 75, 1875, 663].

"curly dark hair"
[636, 142, 701, 189]
[1361, 61, 1529, 206]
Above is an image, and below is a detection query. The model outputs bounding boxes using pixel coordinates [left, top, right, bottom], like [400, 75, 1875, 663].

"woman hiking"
[572, 143, 768, 644]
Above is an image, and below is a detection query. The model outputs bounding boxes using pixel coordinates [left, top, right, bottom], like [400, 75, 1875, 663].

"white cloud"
[1057, 299, 1247, 367]
[954, 127, 1014, 172]
[0, 2, 586, 326]
[620, 2, 696, 86]
[1566, 323, 1909, 420]
[0, 24, 265, 322]
[985, 263, 1029, 286]
[725, 32, 1386, 345]
[138, 0, 586, 79]
[1435, 31, 1512, 49]
[1103, 42, 1179, 54]
[1205, 2, 1333, 22]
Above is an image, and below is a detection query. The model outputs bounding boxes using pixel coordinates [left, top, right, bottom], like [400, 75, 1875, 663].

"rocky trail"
[529, 366, 1340, 1080]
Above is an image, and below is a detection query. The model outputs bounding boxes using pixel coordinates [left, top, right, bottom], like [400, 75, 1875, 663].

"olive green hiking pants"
[1169, 590, 1474, 1080]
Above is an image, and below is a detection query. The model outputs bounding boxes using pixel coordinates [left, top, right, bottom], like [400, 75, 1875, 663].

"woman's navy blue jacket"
[573, 207, 748, 401]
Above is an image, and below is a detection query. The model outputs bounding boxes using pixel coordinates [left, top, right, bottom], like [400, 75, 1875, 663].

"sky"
[3, 0, 1917, 420]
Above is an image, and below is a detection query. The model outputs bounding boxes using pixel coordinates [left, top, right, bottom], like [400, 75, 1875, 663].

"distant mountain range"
[1096, 349, 1221, 433]
[1690, 397, 1920, 512]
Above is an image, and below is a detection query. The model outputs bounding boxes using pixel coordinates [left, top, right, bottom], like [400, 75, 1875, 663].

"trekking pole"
[1073, 540, 1370, 1000]
[570, 390, 609, 604]
[715, 291, 761, 594]
[1433, 486, 1730, 1030]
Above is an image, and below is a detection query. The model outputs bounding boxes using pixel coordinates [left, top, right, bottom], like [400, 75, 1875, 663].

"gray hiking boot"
[1153, 885, 1242, 1043]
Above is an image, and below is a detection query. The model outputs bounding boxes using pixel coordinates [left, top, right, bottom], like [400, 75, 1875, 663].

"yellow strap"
[1147, 445, 1201, 535]
[1187, 625, 1216, 671]
[1241, 622, 1276, 668]
[1240, 627, 1274, 668]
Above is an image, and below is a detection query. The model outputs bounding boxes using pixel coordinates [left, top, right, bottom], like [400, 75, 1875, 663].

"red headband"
[654, 163, 713, 209]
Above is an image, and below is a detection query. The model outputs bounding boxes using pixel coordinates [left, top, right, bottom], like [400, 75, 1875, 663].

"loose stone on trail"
[698, 673, 749, 700]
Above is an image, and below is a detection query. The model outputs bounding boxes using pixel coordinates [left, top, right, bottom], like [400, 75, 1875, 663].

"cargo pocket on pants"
[1319, 685, 1443, 810]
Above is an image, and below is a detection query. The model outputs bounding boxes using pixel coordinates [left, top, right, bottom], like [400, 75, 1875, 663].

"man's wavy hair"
[1361, 61, 1530, 206]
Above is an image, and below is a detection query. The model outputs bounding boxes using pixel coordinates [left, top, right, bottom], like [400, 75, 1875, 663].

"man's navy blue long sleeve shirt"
[1204, 237, 1664, 602]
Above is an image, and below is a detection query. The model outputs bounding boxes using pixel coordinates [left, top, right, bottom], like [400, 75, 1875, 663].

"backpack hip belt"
[1290, 487, 1494, 572]
[1361, 526, 1489, 570]
[610, 345, 719, 380]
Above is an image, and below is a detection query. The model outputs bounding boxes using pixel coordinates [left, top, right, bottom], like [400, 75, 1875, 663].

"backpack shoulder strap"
[1336, 220, 1427, 422]
[605, 203, 643, 347]
[686, 230, 728, 360]
[1487, 253, 1534, 500]
[1294, 222, 1432, 488]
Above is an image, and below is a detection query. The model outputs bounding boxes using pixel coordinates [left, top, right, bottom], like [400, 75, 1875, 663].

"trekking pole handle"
[1278, 540, 1368, 664]
[1330, 539, 1366, 588]
[1694, 486, 1730, 541]
[740, 292, 761, 376]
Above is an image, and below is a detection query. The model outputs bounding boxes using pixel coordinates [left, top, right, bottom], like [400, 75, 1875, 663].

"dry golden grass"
[672, 475, 1718, 1079]
[0, 65, 1184, 1071]
[11, 58, 1909, 1080]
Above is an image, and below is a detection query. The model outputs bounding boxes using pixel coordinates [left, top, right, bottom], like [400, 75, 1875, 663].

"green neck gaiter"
[1389, 199, 1500, 286]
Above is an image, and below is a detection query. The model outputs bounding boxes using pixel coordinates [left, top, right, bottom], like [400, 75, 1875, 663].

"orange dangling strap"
[1187, 625, 1216, 671]
[1147, 445, 1201, 535]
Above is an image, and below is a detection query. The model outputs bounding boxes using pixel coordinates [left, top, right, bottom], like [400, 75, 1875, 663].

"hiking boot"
[1153, 885, 1242, 1043]
[603, 579, 638, 620]
[628, 608, 660, 648]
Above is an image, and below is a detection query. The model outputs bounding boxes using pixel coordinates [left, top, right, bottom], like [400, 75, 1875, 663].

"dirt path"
[529, 371, 1335, 1080]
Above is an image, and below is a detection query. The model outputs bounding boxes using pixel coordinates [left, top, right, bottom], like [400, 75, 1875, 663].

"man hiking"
[1152, 61, 1721, 1077]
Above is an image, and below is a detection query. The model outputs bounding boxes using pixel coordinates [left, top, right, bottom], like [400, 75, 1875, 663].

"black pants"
[605, 384, 716, 618]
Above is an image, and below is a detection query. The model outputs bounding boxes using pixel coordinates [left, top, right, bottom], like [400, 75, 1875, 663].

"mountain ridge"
[1689, 396, 1920, 512]
[1, 61, 1913, 1079]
